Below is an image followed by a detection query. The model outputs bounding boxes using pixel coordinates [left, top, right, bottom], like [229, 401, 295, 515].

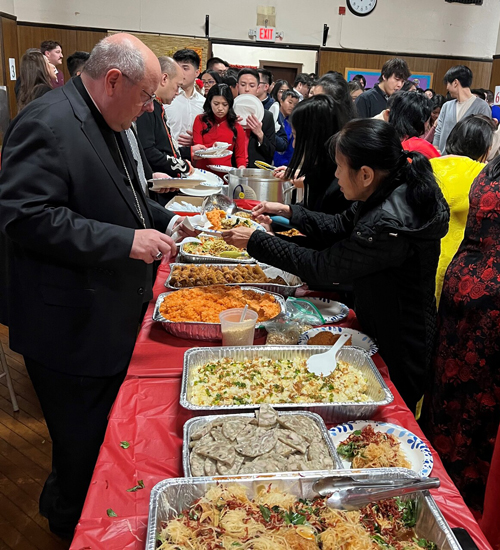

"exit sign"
[256, 27, 276, 42]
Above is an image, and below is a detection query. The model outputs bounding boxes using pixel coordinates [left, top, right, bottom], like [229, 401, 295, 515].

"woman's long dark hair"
[316, 73, 357, 127]
[334, 118, 442, 220]
[201, 84, 239, 140]
[388, 91, 432, 140]
[285, 94, 350, 180]
[17, 51, 52, 111]
[271, 79, 290, 102]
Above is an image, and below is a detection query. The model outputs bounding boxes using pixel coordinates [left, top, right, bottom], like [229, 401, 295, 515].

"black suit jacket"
[247, 110, 276, 167]
[136, 100, 191, 176]
[0, 78, 173, 376]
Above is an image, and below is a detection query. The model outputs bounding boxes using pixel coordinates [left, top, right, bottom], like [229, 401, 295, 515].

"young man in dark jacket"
[356, 58, 411, 118]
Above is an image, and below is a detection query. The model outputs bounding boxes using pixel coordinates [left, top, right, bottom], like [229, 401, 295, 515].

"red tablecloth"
[70, 258, 493, 550]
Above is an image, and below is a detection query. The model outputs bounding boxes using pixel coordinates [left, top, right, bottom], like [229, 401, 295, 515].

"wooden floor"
[0, 324, 71, 550]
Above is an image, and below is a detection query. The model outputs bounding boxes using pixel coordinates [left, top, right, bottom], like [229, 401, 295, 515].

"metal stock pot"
[224, 169, 294, 204]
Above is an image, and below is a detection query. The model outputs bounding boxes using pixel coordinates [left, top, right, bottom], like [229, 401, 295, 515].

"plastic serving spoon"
[306, 332, 351, 377]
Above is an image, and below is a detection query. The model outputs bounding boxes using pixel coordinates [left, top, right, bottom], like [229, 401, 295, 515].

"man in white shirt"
[293, 73, 311, 101]
[164, 49, 205, 146]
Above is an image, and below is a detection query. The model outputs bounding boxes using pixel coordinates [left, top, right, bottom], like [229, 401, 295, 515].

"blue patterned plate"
[329, 420, 434, 477]
[298, 326, 378, 356]
[300, 297, 349, 323]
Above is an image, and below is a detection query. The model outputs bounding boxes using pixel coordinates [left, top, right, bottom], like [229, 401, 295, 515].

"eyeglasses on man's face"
[121, 72, 157, 107]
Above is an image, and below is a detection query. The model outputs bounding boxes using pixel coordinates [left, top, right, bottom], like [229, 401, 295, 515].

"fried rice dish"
[159, 286, 281, 323]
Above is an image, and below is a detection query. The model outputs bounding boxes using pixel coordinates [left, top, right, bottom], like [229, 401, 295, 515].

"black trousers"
[24, 358, 126, 538]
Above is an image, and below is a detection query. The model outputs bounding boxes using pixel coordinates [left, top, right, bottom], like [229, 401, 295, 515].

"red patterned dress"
[423, 166, 500, 513]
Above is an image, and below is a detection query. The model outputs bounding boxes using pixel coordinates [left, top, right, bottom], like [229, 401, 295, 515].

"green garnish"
[126, 479, 145, 492]
[353, 430, 362, 435]
[106, 508, 118, 517]
[120, 441, 130, 449]
[284, 510, 307, 525]
[259, 505, 271, 522]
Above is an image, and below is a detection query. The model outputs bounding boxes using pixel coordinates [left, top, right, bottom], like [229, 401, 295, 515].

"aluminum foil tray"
[153, 288, 286, 341]
[180, 346, 393, 422]
[179, 241, 256, 264]
[146, 469, 461, 550]
[183, 410, 343, 476]
[165, 262, 303, 297]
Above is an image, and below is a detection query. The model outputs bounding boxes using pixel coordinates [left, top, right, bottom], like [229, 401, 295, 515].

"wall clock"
[347, 0, 377, 16]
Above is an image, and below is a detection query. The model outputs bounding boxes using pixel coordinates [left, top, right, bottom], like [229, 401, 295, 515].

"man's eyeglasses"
[121, 72, 157, 107]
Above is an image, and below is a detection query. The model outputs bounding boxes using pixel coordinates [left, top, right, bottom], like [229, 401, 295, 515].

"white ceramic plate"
[329, 420, 434, 477]
[208, 165, 234, 173]
[233, 94, 265, 125]
[199, 215, 265, 234]
[298, 326, 378, 355]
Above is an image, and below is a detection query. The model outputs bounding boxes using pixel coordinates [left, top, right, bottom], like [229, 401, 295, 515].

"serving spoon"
[306, 332, 351, 376]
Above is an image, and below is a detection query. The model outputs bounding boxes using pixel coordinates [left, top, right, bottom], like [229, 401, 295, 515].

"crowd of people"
[1, 33, 500, 543]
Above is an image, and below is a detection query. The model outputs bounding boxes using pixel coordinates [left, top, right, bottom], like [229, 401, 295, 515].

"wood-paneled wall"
[17, 24, 106, 85]
[1, 17, 18, 118]
[318, 50, 493, 94]
[490, 57, 500, 91]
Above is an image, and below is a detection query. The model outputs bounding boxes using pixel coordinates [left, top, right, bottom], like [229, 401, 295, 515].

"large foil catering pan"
[179, 241, 257, 264]
[183, 410, 344, 477]
[153, 288, 286, 341]
[165, 262, 303, 297]
[146, 469, 461, 550]
[180, 345, 393, 422]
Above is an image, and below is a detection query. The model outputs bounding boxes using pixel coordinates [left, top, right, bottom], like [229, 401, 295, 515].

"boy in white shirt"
[164, 49, 205, 146]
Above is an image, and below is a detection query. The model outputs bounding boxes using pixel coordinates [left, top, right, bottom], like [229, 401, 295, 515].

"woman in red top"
[192, 83, 248, 172]
[388, 91, 441, 159]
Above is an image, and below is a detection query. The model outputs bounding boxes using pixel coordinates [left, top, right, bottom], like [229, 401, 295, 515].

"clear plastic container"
[219, 308, 258, 346]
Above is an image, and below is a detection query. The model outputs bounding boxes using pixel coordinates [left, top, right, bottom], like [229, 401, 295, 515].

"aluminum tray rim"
[182, 409, 344, 476]
[153, 288, 286, 327]
[179, 244, 257, 264]
[180, 345, 393, 412]
[147, 469, 461, 550]
[165, 262, 303, 291]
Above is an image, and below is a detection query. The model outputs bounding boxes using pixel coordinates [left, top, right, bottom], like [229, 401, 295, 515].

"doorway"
[260, 61, 303, 86]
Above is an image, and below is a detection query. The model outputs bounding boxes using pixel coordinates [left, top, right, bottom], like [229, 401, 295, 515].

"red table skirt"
[70, 256, 494, 550]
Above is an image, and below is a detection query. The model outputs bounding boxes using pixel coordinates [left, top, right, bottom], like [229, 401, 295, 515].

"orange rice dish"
[206, 209, 226, 231]
[159, 286, 281, 323]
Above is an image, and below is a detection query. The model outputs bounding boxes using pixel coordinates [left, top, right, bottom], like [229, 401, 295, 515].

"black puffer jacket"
[248, 184, 450, 412]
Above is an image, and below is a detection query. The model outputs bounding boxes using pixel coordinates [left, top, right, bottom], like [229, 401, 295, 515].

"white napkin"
[171, 214, 214, 243]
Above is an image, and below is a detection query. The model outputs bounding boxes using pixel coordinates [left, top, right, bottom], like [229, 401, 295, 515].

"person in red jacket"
[192, 83, 247, 171]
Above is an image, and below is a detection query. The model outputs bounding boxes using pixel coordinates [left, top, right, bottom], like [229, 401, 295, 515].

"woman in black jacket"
[223, 119, 450, 414]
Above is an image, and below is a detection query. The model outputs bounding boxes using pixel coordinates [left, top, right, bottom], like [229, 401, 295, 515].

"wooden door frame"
[259, 60, 303, 72]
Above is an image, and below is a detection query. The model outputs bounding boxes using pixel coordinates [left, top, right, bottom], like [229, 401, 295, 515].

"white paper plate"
[195, 150, 233, 159]
[148, 177, 205, 190]
[180, 186, 223, 197]
[233, 94, 265, 124]
[300, 297, 349, 323]
[208, 165, 234, 173]
[329, 420, 434, 477]
[298, 326, 378, 355]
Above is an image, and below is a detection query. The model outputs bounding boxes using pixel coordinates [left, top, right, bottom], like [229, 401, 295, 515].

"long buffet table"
[70, 258, 494, 550]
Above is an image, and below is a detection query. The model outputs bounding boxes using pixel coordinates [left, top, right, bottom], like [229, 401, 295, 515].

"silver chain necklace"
[114, 135, 147, 229]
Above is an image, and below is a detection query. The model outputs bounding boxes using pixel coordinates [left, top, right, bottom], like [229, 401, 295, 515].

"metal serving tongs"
[313, 475, 440, 511]
[254, 160, 275, 172]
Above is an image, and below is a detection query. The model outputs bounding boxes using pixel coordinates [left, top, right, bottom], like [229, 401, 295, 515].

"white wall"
[0, 0, 14, 15]
[212, 43, 317, 73]
[11, 0, 500, 59]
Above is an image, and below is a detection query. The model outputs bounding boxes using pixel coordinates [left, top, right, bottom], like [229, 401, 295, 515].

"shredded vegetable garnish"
[156, 483, 438, 550]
